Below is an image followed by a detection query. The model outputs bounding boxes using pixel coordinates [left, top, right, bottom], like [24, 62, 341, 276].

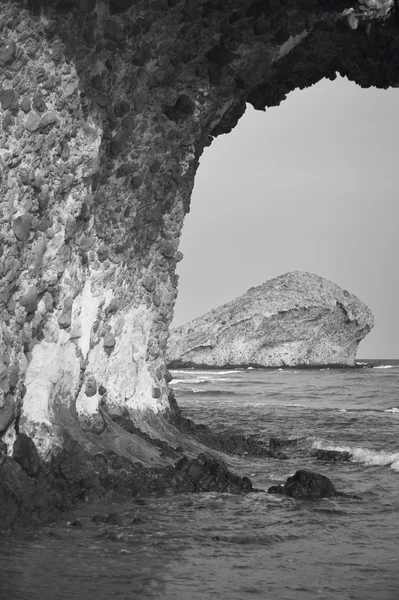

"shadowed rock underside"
[0, 0, 398, 526]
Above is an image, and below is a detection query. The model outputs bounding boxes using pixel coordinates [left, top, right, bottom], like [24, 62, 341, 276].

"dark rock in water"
[268, 470, 337, 499]
[285, 470, 337, 499]
[312, 449, 352, 462]
[133, 498, 147, 506]
[106, 512, 123, 526]
[174, 453, 252, 494]
[268, 484, 285, 495]
[13, 433, 42, 479]
[269, 437, 298, 450]
[91, 514, 107, 523]
[70, 519, 82, 528]
[171, 407, 285, 459]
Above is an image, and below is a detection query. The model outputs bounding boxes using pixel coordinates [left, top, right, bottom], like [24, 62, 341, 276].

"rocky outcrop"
[0, 0, 397, 525]
[268, 469, 338, 499]
[167, 272, 374, 368]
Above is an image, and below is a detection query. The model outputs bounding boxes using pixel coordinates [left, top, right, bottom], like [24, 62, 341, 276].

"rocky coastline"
[1, 0, 398, 528]
[0, 402, 357, 531]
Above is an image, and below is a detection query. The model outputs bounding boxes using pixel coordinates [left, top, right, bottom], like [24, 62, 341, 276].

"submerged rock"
[167, 272, 374, 368]
[312, 449, 352, 462]
[268, 469, 337, 499]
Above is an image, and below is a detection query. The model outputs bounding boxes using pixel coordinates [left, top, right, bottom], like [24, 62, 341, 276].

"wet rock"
[70, 519, 82, 528]
[175, 453, 252, 494]
[152, 387, 161, 399]
[312, 449, 352, 462]
[12, 214, 32, 241]
[269, 437, 298, 450]
[20, 286, 39, 313]
[106, 512, 123, 526]
[12, 433, 42, 479]
[268, 470, 337, 499]
[33, 93, 46, 112]
[91, 514, 107, 523]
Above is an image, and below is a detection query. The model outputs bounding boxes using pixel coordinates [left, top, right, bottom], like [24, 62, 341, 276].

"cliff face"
[167, 272, 374, 368]
[0, 0, 397, 522]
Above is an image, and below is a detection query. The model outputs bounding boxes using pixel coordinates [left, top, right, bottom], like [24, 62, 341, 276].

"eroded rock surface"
[167, 272, 374, 368]
[0, 0, 397, 526]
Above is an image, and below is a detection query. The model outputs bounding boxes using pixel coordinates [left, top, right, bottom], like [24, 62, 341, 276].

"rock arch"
[0, 0, 398, 521]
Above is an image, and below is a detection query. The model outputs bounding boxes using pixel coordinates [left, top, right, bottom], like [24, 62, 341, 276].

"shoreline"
[167, 362, 381, 370]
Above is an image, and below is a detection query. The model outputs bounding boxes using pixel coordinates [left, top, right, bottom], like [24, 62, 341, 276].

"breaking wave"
[312, 439, 399, 471]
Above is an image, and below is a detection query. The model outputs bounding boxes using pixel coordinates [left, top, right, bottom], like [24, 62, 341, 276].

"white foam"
[374, 365, 395, 369]
[384, 407, 399, 413]
[172, 378, 206, 384]
[171, 369, 241, 375]
[312, 440, 399, 472]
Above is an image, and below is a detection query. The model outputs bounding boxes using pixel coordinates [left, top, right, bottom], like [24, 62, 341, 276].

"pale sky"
[172, 76, 398, 359]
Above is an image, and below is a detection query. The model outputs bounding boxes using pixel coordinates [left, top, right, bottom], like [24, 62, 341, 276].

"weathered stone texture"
[0, 0, 398, 525]
[167, 272, 374, 368]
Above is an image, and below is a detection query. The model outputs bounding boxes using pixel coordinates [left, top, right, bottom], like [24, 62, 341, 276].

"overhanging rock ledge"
[0, 0, 398, 526]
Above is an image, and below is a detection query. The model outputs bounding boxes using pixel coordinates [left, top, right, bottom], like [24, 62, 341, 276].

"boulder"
[167, 272, 374, 368]
[312, 449, 352, 462]
[268, 469, 337, 499]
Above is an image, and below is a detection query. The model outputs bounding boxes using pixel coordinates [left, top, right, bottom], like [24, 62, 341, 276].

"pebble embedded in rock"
[20, 97, 31, 113]
[143, 276, 156, 292]
[40, 112, 58, 129]
[20, 286, 38, 313]
[159, 240, 175, 258]
[85, 377, 97, 397]
[104, 331, 116, 351]
[0, 89, 17, 110]
[12, 214, 32, 241]
[58, 309, 72, 329]
[33, 93, 46, 112]
[25, 112, 41, 132]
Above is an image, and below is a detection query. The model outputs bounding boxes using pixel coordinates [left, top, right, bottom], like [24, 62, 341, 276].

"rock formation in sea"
[167, 272, 374, 368]
[0, 0, 396, 526]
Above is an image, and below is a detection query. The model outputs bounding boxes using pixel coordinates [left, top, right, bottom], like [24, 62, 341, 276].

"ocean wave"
[172, 378, 208, 384]
[384, 407, 399, 413]
[170, 370, 242, 375]
[311, 440, 399, 471]
[373, 365, 395, 369]
[190, 389, 237, 397]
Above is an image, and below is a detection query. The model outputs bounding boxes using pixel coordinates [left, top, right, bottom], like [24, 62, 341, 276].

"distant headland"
[167, 272, 374, 369]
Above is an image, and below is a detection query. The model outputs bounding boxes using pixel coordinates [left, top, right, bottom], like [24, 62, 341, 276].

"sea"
[0, 359, 398, 600]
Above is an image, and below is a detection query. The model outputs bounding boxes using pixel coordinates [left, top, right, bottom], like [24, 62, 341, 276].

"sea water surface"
[1, 360, 398, 600]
